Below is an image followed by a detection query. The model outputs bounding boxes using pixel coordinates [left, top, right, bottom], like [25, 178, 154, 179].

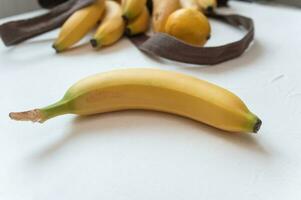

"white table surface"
[1, 2, 301, 200]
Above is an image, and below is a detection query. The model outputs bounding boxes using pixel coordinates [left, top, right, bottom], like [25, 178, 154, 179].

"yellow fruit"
[9, 68, 261, 133]
[122, 0, 147, 20]
[152, 0, 181, 32]
[179, 0, 199, 9]
[125, 6, 150, 36]
[90, 0, 125, 48]
[53, 0, 105, 52]
[165, 8, 211, 46]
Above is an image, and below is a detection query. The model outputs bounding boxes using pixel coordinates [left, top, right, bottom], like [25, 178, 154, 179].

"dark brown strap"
[129, 12, 254, 65]
[38, 0, 69, 8]
[0, 0, 94, 46]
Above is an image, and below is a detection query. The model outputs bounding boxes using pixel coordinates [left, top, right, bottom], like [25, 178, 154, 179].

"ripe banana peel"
[53, 0, 105, 52]
[122, 0, 147, 20]
[179, 0, 217, 12]
[125, 6, 150, 36]
[179, 0, 199, 9]
[9, 68, 262, 133]
[152, 0, 181, 32]
[90, 0, 125, 49]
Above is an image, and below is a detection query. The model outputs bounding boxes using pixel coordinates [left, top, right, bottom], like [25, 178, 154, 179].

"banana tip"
[122, 15, 129, 24]
[52, 44, 61, 53]
[124, 28, 132, 37]
[206, 6, 214, 13]
[90, 39, 100, 49]
[253, 118, 262, 133]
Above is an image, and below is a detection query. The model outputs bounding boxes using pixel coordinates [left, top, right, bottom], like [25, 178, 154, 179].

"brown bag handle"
[129, 12, 254, 65]
[0, 0, 94, 46]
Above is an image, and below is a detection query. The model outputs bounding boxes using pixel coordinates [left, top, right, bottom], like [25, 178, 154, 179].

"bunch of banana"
[53, 0, 151, 52]
[52, 0, 218, 51]
[9, 68, 262, 133]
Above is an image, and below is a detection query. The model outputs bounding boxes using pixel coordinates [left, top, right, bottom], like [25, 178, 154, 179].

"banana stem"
[9, 109, 44, 123]
[42, 101, 69, 122]
[9, 100, 70, 123]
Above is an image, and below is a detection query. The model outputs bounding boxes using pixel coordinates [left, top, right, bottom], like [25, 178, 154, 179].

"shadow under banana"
[34, 110, 270, 160]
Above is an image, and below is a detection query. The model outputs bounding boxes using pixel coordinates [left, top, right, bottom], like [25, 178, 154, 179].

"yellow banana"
[179, 0, 199, 9]
[122, 0, 147, 21]
[53, 0, 105, 52]
[125, 6, 150, 36]
[152, 0, 181, 32]
[197, 0, 217, 12]
[90, 0, 125, 49]
[165, 8, 211, 46]
[9, 68, 262, 133]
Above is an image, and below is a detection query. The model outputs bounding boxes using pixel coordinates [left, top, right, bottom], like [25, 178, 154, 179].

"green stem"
[40, 100, 70, 122]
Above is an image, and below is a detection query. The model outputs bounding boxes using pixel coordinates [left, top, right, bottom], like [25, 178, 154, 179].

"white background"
[0, 0, 38, 18]
[0, 2, 301, 200]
